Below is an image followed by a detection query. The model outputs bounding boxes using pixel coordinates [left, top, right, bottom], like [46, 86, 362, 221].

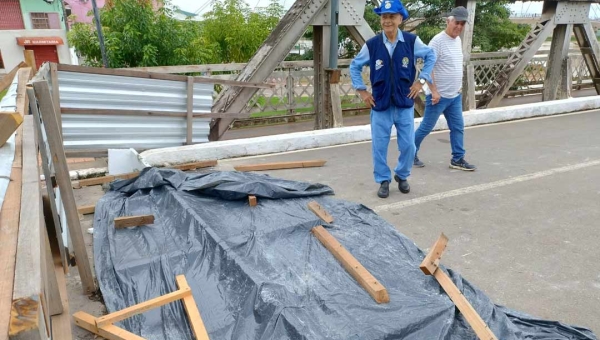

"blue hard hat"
[374, 0, 409, 19]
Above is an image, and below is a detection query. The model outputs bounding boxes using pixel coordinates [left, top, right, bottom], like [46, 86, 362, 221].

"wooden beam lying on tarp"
[420, 233, 498, 340]
[114, 215, 155, 229]
[311, 225, 389, 304]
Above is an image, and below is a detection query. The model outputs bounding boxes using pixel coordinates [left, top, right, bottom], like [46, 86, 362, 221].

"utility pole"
[90, 0, 108, 68]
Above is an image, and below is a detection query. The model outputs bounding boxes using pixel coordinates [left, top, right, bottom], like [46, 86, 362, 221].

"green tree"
[201, 0, 284, 63]
[337, 0, 530, 57]
[68, 0, 220, 67]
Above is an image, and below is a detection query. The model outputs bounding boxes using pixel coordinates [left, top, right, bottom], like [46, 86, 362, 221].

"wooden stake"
[312, 226, 389, 303]
[0, 112, 24, 148]
[175, 276, 210, 340]
[307, 201, 333, 224]
[234, 160, 326, 172]
[114, 215, 154, 229]
[248, 195, 257, 207]
[420, 234, 498, 340]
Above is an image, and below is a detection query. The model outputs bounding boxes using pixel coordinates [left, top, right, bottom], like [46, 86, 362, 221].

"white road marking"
[374, 160, 600, 213]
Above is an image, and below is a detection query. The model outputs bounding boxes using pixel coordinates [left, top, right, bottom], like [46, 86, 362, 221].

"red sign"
[16, 36, 64, 46]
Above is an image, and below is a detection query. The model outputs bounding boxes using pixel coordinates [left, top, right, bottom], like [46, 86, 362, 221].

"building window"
[30, 13, 61, 29]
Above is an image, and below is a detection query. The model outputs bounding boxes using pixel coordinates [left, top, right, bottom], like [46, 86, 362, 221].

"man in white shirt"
[414, 6, 477, 171]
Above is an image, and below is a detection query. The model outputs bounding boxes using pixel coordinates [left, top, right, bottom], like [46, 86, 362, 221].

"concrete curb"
[140, 96, 600, 167]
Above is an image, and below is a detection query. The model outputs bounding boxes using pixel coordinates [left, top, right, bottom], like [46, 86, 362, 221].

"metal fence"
[195, 51, 591, 117]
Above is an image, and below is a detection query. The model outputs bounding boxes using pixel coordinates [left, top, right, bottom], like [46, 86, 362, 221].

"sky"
[169, 1, 552, 17]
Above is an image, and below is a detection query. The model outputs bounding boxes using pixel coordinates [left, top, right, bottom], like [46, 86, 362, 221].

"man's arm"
[414, 37, 436, 83]
[408, 37, 436, 99]
[349, 44, 370, 90]
[350, 44, 375, 107]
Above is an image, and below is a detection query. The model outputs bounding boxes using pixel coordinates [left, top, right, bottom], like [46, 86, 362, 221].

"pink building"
[64, 0, 106, 26]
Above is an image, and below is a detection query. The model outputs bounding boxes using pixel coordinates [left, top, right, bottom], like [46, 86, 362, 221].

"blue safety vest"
[366, 31, 416, 111]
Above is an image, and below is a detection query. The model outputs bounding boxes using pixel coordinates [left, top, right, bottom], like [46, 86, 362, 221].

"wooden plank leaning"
[9, 117, 61, 339]
[28, 86, 68, 273]
[419, 233, 498, 340]
[32, 80, 96, 293]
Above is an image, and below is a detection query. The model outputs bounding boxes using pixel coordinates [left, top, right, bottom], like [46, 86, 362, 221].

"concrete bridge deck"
[215, 108, 600, 334]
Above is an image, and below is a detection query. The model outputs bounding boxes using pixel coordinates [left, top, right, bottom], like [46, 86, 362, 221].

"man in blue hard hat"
[349, 0, 436, 198]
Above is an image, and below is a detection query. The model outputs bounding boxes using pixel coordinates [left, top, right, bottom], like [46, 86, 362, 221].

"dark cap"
[448, 6, 469, 22]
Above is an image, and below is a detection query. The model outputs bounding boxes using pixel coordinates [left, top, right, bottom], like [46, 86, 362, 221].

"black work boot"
[414, 155, 425, 168]
[394, 175, 410, 194]
[377, 181, 390, 198]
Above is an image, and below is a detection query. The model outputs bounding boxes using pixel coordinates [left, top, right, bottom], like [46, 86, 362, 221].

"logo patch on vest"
[375, 59, 384, 70]
[402, 57, 409, 68]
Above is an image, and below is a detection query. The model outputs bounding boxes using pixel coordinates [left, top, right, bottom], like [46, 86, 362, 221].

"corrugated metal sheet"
[57, 70, 214, 151]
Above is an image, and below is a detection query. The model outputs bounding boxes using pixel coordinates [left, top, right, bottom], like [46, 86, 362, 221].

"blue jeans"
[370, 104, 416, 183]
[415, 94, 465, 162]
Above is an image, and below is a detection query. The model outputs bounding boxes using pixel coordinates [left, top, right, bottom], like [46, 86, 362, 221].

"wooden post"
[420, 234, 498, 340]
[327, 69, 343, 128]
[186, 76, 194, 145]
[23, 50, 37, 73]
[456, 0, 477, 111]
[286, 69, 295, 115]
[32, 80, 96, 293]
[307, 201, 334, 224]
[467, 63, 476, 111]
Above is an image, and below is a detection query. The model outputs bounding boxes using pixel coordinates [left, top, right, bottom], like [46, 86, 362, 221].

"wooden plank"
[467, 63, 476, 111]
[0, 62, 27, 93]
[433, 269, 498, 340]
[307, 201, 334, 224]
[60, 107, 251, 119]
[74, 160, 218, 188]
[95, 288, 191, 328]
[50, 250, 72, 340]
[311, 226, 389, 304]
[74, 312, 144, 340]
[15, 68, 32, 116]
[0, 128, 23, 338]
[9, 117, 47, 339]
[248, 195, 257, 207]
[186, 76, 194, 145]
[171, 160, 217, 171]
[0, 112, 24, 148]
[23, 50, 37, 73]
[77, 205, 95, 215]
[32, 80, 96, 293]
[175, 275, 210, 340]
[234, 160, 327, 172]
[114, 215, 155, 229]
[29, 87, 68, 272]
[43, 223, 63, 316]
[330, 83, 343, 128]
[419, 233, 448, 276]
[49, 63, 62, 135]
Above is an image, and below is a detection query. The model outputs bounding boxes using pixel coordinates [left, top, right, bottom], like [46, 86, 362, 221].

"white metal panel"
[56, 71, 214, 151]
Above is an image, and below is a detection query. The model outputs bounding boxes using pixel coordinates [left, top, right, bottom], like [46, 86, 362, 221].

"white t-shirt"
[424, 31, 463, 99]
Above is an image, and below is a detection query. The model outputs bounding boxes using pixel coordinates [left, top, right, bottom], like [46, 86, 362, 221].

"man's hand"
[358, 90, 375, 108]
[431, 89, 441, 105]
[408, 82, 423, 99]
